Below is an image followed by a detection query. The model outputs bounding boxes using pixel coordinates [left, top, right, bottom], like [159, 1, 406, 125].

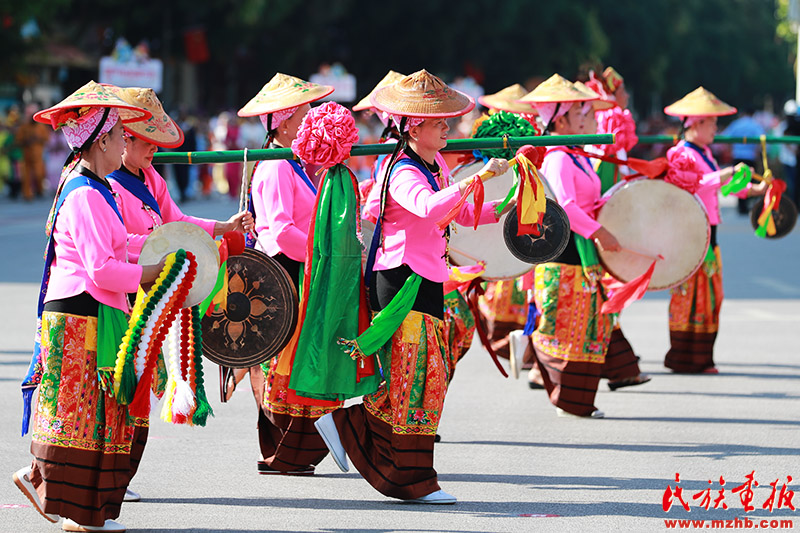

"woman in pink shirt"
[663, 88, 765, 373]
[15, 83, 165, 533]
[104, 87, 252, 503]
[578, 76, 651, 394]
[237, 73, 337, 476]
[519, 74, 621, 419]
[315, 70, 511, 504]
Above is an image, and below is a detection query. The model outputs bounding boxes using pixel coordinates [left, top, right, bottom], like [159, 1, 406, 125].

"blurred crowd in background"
[3, 98, 800, 210]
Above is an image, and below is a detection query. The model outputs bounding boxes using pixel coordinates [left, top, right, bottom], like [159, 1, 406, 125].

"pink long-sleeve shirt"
[667, 141, 749, 226]
[251, 159, 315, 262]
[541, 148, 603, 239]
[110, 166, 216, 263]
[46, 176, 143, 312]
[368, 153, 500, 283]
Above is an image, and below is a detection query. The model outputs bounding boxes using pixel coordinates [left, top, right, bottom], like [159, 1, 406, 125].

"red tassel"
[436, 177, 483, 230]
[563, 146, 668, 179]
[628, 157, 668, 178]
[601, 260, 657, 314]
[128, 260, 196, 417]
[465, 279, 509, 378]
[223, 230, 245, 256]
[471, 177, 484, 230]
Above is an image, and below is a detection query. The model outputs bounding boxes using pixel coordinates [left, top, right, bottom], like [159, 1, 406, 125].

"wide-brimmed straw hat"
[238, 73, 334, 117]
[370, 69, 475, 118]
[353, 71, 405, 112]
[664, 87, 737, 117]
[575, 81, 615, 111]
[479, 84, 537, 115]
[518, 74, 599, 104]
[34, 81, 151, 126]
[106, 86, 184, 148]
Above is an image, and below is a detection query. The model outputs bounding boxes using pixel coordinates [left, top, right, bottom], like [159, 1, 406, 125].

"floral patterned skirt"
[30, 311, 135, 526]
[665, 247, 723, 372]
[530, 263, 612, 416]
[444, 290, 475, 365]
[333, 310, 450, 499]
[478, 279, 528, 359]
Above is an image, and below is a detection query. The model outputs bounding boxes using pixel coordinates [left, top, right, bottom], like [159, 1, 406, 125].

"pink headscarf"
[683, 116, 707, 129]
[59, 107, 120, 151]
[259, 106, 300, 133]
[376, 110, 392, 127]
[534, 102, 571, 127]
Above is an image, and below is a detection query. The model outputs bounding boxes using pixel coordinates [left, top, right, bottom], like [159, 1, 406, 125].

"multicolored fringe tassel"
[113, 250, 196, 418]
[161, 305, 213, 426]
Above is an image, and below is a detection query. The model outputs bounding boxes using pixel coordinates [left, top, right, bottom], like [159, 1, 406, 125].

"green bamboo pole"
[152, 134, 614, 164]
[637, 135, 800, 145]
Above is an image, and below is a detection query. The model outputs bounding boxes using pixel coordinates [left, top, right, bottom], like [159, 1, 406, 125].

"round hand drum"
[201, 248, 298, 368]
[749, 195, 797, 239]
[447, 161, 535, 280]
[596, 179, 710, 290]
[138, 221, 220, 307]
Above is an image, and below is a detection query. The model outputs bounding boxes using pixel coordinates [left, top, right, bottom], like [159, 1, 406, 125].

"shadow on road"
[448, 440, 799, 459]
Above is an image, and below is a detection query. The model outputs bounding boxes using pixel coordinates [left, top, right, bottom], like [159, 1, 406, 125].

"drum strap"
[108, 168, 162, 217]
[287, 159, 317, 194]
[683, 141, 719, 171]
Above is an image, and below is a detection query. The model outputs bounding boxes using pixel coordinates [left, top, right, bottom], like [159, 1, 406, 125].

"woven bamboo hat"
[518, 74, 599, 104]
[353, 71, 405, 112]
[575, 81, 615, 111]
[664, 87, 737, 117]
[34, 81, 151, 126]
[479, 84, 537, 114]
[238, 73, 334, 117]
[370, 69, 475, 118]
[107, 86, 184, 148]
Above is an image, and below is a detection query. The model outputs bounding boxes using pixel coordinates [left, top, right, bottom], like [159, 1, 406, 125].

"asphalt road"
[0, 191, 797, 532]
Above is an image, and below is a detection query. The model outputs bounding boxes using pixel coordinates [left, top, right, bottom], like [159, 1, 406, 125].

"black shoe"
[434, 434, 441, 443]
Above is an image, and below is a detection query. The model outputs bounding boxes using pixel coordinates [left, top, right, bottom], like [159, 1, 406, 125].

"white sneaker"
[123, 488, 141, 502]
[556, 407, 605, 419]
[62, 518, 126, 532]
[508, 330, 527, 379]
[407, 489, 457, 504]
[12, 465, 59, 523]
[314, 413, 349, 472]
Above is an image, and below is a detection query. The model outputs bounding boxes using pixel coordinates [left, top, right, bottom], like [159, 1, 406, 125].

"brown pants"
[333, 403, 440, 500]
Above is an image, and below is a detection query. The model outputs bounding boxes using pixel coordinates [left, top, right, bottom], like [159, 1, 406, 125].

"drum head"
[749, 196, 797, 238]
[597, 179, 710, 290]
[447, 161, 534, 280]
[361, 218, 376, 251]
[503, 198, 570, 264]
[202, 249, 298, 368]
[139, 221, 220, 307]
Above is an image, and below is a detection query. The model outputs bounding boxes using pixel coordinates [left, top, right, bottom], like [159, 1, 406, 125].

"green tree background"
[1, 0, 796, 117]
